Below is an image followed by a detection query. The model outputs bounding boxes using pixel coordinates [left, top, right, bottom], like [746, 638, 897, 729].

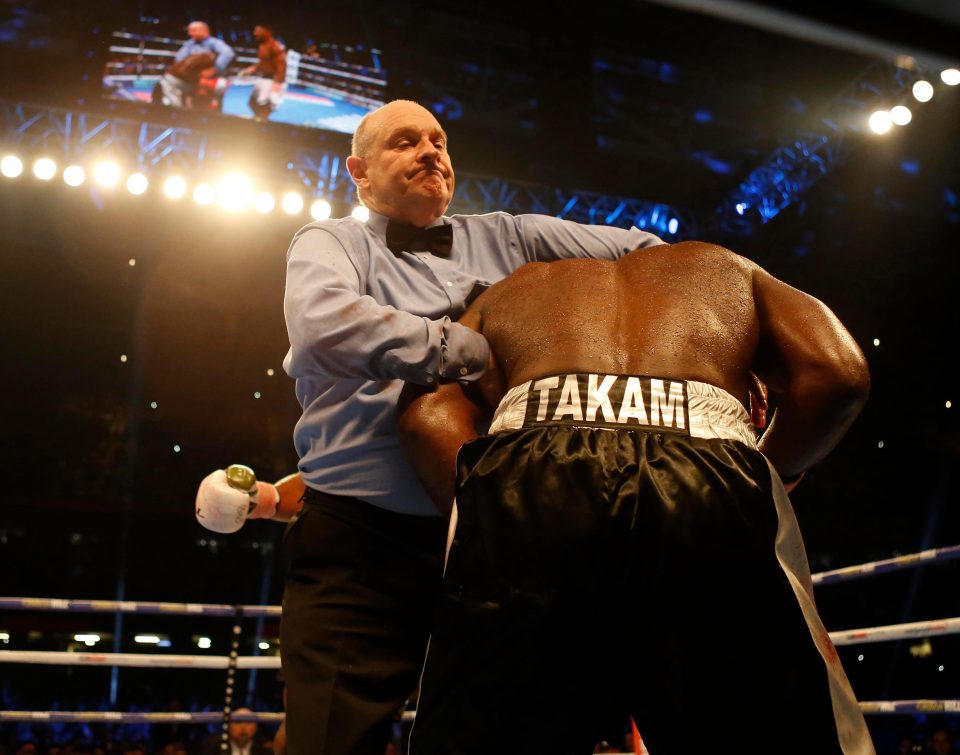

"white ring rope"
[1, 704, 957, 724]
[0, 616, 957, 670]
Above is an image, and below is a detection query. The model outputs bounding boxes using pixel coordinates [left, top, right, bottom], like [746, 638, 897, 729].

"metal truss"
[716, 61, 927, 235]
[452, 174, 697, 237]
[0, 99, 693, 238]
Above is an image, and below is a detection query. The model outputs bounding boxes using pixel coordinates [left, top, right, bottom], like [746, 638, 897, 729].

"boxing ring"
[3, 543, 959, 750]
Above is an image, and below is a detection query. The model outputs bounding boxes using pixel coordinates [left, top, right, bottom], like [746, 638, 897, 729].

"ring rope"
[1, 616, 957, 670]
[1, 704, 957, 724]
[0, 598, 280, 617]
[811, 544, 960, 585]
[0, 543, 956, 620]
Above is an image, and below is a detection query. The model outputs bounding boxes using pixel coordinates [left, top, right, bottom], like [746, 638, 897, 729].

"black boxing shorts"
[408, 374, 874, 755]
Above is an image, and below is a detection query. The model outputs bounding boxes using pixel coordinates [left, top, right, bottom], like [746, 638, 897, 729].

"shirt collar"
[366, 209, 449, 245]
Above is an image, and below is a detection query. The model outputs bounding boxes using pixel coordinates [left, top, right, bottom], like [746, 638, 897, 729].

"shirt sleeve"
[211, 38, 235, 74]
[515, 214, 664, 262]
[283, 228, 490, 384]
[174, 43, 189, 63]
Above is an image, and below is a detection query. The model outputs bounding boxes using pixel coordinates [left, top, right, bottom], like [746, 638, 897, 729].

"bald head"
[352, 100, 444, 158]
[187, 21, 210, 41]
[345, 99, 454, 226]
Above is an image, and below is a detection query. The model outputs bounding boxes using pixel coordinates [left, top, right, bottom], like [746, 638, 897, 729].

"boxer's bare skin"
[397, 241, 870, 514]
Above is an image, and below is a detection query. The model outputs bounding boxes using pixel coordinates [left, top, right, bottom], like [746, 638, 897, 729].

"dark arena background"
[1, 1, 959, 753]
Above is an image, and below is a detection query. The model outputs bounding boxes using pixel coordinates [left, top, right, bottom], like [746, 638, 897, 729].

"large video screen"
[102, 26, 386, 134]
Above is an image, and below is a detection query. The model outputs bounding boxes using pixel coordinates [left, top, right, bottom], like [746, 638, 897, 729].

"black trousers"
[410, 426, 850, 755]
[280, 488, 447, 755]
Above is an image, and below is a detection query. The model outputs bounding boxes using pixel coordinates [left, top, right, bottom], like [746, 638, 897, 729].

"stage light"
[63, 165, 85, 187]
[266, 368, 274, 376]
[947, 401, 953, 409]
[217, 171, 255, 212]
[134, 635, 161, 644]
[0, 632, 9, 643]
[873, 338, 880, 347]
[254, 391, 261, 399]
[197, 636, 212, 649]
[74, 634, 100, 646]
[912, 80, 934, 102]
[941, 68, 960, 86]
[868, 110, 892, 134]
[128, 258, 136, 266]
[173, 444, 182, 453]
[150, 401, 157, 409]
[735, 203, 746, 215]
[253, 191, 275, 214]
[667, 217, 679, 235]
[351, 205, 370, 222]
[193, 183, 215, 205]
[281, 191, 304, 215]
[259, 641, 270, 650]
[126, 172, 148, 195]
[32, 157, 57, 181]
[310, 198, 332, 221]
[163, 175, 187, 200]
[119, 354, 128, 363]
[1, 155, 23, 178]
[93, 160, 121, 188]
[890, 105, 912, 126]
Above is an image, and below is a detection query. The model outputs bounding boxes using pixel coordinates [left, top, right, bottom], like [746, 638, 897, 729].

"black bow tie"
[385, 220, 453, 258]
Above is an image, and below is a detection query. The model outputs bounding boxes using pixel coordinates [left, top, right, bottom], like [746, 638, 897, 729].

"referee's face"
[358, 101, 455, 226]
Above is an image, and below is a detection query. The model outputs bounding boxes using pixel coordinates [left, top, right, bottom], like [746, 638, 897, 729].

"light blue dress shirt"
[283, 210, 663, 516]
[174, 37, 235, 75]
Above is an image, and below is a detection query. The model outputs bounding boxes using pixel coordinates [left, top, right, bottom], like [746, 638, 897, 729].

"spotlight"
[259, 641, 270, 650]
[197, 636, 212, 649]
[735, 202, 746, 215]
[1, 155, 24, 178]
[941, 68, 960, 86]
[93, 160, 121, 188]
[63, 165, 85, 187]
[351, 205, 370, 222]
[126, 172, 148, 195]
[310, 199, 332, 221]
[912, 80, 934, 103]
[667, 217, 679, 235]
[217, 171, 254, 212]
[868, 110, 893, 135]
[193, 183, 215, 205]
[134, 635, 161, 644]
[74, 634, 100, 647]
[32, 157, 57, 181]
[890, 105, 912, 126]
[163, 175, 187, 200]
[253, 191, 275, 214]
[281, 191, 304, 215]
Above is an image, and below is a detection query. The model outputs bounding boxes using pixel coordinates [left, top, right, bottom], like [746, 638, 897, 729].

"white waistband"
[488, 374, 758, 448]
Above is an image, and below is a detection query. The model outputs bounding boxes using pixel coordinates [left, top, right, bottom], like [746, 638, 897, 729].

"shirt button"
[446, 281, 453, 287]
[459, 367, 468, 376]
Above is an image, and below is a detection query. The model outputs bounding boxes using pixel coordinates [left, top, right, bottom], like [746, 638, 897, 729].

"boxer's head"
[254, 25, 274, 43]
[187, 21, 210, 42]
[347, 99, 455, 228]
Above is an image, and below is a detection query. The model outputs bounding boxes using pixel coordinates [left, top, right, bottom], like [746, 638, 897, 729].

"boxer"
[242, 25, 286, 122]
[397, 243, 874, 754]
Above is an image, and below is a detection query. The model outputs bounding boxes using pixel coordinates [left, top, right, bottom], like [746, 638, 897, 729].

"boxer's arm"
[752, 267, 870, 480]
[396, 304, 502, 515]
[273, 45, 287, 84]
[515, 214, 663, 263]
[284, 228, 489, 385]
[396, 382, 486, 516]
[267, 473, 306, 522]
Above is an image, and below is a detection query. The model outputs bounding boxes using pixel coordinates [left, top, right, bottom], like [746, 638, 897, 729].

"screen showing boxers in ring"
[101, 29, 386, 134]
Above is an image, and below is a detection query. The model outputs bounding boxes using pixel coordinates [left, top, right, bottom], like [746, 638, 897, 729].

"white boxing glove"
[195, 465, 279, 534]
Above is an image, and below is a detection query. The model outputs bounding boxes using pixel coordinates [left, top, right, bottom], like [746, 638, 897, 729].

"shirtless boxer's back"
[399, 243, 874, 755]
